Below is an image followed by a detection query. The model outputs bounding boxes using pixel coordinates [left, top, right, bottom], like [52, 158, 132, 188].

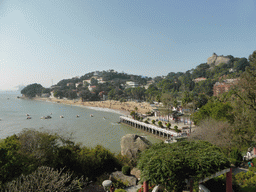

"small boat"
[41, 115, 52, 119]
[60, 115, 64, 118]
[103, 117, 106, 120]
[26, 113, 30, 116]
[76, 115, 80, 118]
[27, 116, 32, 119]
[90, 114, 93, 117]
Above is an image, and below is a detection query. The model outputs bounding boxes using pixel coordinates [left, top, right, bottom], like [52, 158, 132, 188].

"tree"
[137, 141, 230, 192]
[90, 78, 98, 86]
[189, 118, 233, 155]
[21, 83, 43, 98]
[53, 90, 64, 99]
[194, 93, 208, 109]
[130, 111, 136, 119]
[65, 90, 77, 100]
[234, 57, 250, 72]
[108, 89, 117, 100]
[158, 93, 173, 122]
[234, 50, 256, 112]
[192, 101, 234, 125]
[80, 89, 91, 101]
[3, 166, 87, 192]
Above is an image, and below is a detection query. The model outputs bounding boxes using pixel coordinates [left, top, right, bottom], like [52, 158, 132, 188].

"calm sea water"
[0, 93, 161, 153]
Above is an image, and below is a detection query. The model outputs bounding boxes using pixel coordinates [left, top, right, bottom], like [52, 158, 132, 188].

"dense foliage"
[4, 166, 87, 192]
[192, 100, 234, 125]
[137, 141, 230, 192]
[0, 129, 125, 190]
[21, 83, 43, 98]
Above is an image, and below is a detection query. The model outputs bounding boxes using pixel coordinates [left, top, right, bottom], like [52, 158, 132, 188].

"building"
[75, 82, 83, 88]
[67, 83, 74, 87]
[193, 77, 207, 83]
[125, 81, 138, 88]
[83, 80, 91, 86]
[97, 77, 105, 84]
[88, 85, 96, 92]
[213, 79, 238, 96]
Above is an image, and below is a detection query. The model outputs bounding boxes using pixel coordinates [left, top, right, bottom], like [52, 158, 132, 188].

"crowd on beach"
[33, 97, 153, 116]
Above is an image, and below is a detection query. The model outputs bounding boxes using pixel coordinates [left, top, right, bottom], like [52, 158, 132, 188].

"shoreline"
[31, 97, 153, 116]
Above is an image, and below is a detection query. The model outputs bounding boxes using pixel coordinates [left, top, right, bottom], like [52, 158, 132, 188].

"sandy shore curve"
[33, 97, 153, 116]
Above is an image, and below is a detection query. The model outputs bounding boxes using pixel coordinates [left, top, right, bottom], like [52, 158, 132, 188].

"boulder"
[121, 134, 151, 160]
[215, 56, 231, 66]
[109, 171, 137, 186]
[207, 53, 218, 65]
[207, 53, 231, 66]
[130, 167, 141, 180]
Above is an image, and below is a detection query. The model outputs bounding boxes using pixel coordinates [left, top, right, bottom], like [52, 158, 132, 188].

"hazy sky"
[1, 0, 256, 90]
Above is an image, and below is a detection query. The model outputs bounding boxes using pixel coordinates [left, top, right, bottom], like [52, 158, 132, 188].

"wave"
[84, 106, 126, 115]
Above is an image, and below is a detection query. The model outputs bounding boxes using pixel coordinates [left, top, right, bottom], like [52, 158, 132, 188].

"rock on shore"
[121, 134, 151, 160]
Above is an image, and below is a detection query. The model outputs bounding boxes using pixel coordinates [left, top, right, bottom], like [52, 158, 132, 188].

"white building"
[125, 81, 138, 88]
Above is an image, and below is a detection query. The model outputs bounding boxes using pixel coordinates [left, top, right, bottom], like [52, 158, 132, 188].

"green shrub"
[249, 166, 256, 172]
[166, 123, 171, 128]
[3, 166, 87, 192]
[112, 177, 129, 189]
[230, 148, 243, 167]
[115, 189, 127, 192]
[152, 120, 155, 124]
[144, 120, 149, 124]
[122, 166, 130, 175]
[252, 158, 256, 166]
[130, 111, 135, 119]
[158, 121, 163, 127]
[174, 126, 180, 133]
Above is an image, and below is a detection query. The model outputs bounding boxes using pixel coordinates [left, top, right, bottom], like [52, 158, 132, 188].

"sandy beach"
[33, 97, 153, 116]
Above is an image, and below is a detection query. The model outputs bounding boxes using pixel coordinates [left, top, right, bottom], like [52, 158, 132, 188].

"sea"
[0, 92, 161, 154]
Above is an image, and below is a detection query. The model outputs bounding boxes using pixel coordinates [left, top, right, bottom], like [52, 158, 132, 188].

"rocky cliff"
[207, 53, 231, 66]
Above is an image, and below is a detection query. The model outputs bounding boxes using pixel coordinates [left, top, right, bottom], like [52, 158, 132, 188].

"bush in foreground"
[122, 166, 130, 175]
[0, 128, 124, 187]
[3, 166, 88, 192]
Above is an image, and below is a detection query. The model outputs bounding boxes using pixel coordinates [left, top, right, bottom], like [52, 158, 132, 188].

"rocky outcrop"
[207, 53, 231, 66]
[120, 134, 151, 160]
[130, 167, 141, 180]
[109, 171, 137, 186]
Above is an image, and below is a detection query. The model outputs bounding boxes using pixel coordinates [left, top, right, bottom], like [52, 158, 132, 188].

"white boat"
[27, 116, 32, 119]
[90, 114, 93, 117]
[76, 115, 80, 118]
[26, 113, 30, 116]
[60, 115, 64, 118]
[41, 115, 52, 119]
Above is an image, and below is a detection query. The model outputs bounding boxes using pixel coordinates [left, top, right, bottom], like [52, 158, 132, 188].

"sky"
[0, 0, 256, 90]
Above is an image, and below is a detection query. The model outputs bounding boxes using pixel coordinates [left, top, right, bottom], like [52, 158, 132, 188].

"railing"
[120, 116, 188, 138]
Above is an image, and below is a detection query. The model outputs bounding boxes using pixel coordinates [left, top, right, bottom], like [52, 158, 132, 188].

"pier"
[120, 116, 187, 139]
